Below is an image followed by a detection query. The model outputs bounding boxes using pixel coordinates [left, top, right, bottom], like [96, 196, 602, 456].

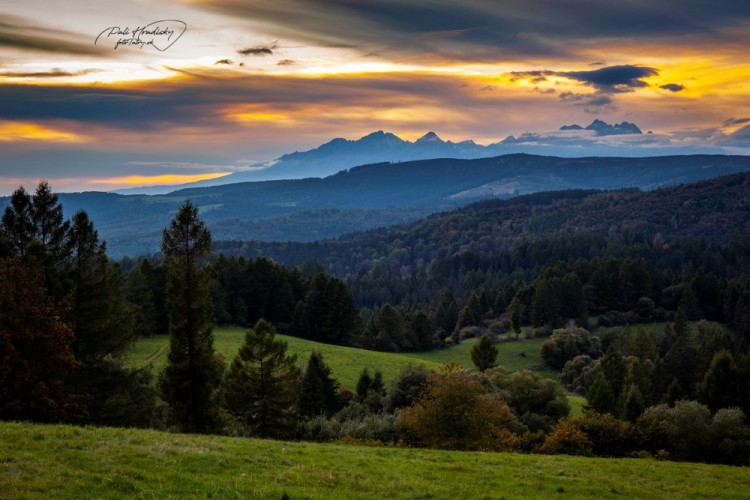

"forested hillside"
[2, 154, 746, 257]
[216, 171, 750, 278]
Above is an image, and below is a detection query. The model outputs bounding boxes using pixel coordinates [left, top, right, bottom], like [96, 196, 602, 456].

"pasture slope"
[2, 422, 748, 499]
[126, 327, 551, 390]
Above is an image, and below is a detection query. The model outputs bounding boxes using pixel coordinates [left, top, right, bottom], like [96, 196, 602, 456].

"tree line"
[2, 182, 749, 466]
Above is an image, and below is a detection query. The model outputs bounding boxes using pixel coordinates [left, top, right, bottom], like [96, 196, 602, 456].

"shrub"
[398, 368, 518, 451]
[537, 417, 593, 456]
[540, 325, 600, 370]
[574, 411, 634, 457]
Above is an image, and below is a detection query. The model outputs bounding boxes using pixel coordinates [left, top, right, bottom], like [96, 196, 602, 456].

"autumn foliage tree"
[399, 365, 519, 451]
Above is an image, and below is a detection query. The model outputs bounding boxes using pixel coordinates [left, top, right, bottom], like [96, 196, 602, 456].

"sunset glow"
[1, 0, 749, 193]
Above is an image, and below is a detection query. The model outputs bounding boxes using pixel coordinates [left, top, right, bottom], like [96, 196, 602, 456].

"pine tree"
[160, 200, 222, 433]
[297, 351, 339, 418]
[356, 368, 373, 401]
[223, 319, 300, 438]
[1, 187, 34, 257]
[587, 371, 615, 414]
[509, 297, 523, 339]
[66, 211, 152, 426]
[0, 257, 82, 422]
[622, 384, 645, 422]
[31, 181, 70, 262]
[471, 333, 499, 372]
[600, 346, 626, 400]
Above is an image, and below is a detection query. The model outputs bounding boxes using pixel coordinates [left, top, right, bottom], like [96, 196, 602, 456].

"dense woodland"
[2, 178, 750, 465]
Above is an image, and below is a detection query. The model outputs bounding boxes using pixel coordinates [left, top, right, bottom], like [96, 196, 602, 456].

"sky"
[1, 0, 750, 194]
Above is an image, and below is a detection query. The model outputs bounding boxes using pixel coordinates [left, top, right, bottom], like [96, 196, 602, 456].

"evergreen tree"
[67, 211, 135, 364]
[385, 364, 430, 413]
[124, 260, 159, 337]
[600, 346, 626, 400]
[587, 371, 615, 414]
[410, 310, 437, 350]
[698, 351, 740, 412]
[622, 384, 645, 422]
[66, 211, 154, 426]
[432, 289, 458, 336]
[223, 319, 300, 438]
[1, 187, 34, 257]
[0, 257, 82, 422]
[297, 351, 339, 418]
[356, 368, 373, 402]
[663, 378, 684, 406]
[159, 200, 222, 433]
[290, 274, 360, 345]
[31, 181, 70, 262]
[471, 333, 499, 372]
[509, 297, 523, 339]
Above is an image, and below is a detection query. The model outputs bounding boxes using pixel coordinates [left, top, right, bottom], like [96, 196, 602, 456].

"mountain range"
[120, 120, 717, 195]
[3, 152, 746, 258]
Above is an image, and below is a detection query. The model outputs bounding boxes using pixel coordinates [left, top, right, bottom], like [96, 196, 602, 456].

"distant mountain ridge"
[4, 153, 747, 257]
[154, 119, 719, 194]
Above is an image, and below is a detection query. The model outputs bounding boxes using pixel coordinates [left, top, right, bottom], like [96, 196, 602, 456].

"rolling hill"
[215, 171, 750, 276]
[2, 153, 747, 257]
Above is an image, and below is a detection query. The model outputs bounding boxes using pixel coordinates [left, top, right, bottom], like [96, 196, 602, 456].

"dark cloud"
[185, 0, 750, 61]
[0, 16, 109, 56]
[723, 117, 750, 126]
[533, 86, 555, 94]
[509, 71, 547, 83]
[0, 68, 100, 78]
[214, 59, 234, 65]
[277, 59, 295, 66]
[238, 42, 278, 56]
[0, 71, 483, 131]
[561, 65, 659, 93]
[659, 83, 686, 92]
[508, 65, 658, 93]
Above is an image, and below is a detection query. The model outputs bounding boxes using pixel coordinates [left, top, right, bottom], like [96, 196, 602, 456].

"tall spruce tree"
[66, 211, 154, 427]
[298, 351, 339, 418]
[223, 319, 300, 438]
[160, 200, 222, 433]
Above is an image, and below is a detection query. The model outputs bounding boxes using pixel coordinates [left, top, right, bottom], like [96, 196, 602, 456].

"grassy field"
[127, 328, 551, 390]
[2, 422, 748, 499]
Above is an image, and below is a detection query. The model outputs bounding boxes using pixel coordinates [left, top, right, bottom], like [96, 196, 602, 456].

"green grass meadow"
[127, 328, 551, 390]
[2, 422, 748, 499]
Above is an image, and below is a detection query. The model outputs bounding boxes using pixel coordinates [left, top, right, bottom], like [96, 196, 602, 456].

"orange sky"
[1, 0, 749, 193]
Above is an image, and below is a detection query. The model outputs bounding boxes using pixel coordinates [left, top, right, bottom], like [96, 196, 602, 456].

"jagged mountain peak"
[560, 119, 642, 136]
[416, 131, 443, 143]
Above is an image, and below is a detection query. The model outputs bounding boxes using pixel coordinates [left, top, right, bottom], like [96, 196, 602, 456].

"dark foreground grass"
[2, 422, 748, 499]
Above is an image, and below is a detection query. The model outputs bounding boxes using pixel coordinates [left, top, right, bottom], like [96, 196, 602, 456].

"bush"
[540, 325, 600, 370]
[398, 368, 519, 451]
[488, 368, 569, 431]
[384, 365, 430, 413]
[708, 407, 750, 465]
[561, 355, 595, 394]
[537, 417, 593, 456]
[574, 411, 634, 457]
